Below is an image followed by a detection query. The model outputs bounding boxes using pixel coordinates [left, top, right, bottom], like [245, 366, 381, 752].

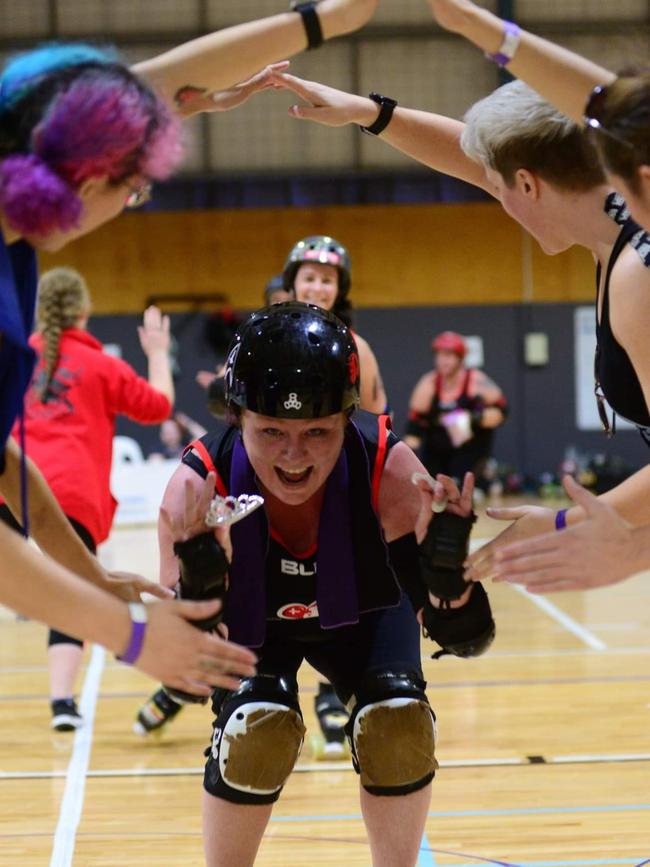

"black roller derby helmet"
[224, 301, 360, 419]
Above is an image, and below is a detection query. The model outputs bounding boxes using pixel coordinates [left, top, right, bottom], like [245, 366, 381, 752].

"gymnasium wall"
[90, 302, 648, 481]
[40, 201, 597, 313]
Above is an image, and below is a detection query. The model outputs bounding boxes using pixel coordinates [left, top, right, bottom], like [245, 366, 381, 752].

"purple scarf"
[225, 437, 360, 648]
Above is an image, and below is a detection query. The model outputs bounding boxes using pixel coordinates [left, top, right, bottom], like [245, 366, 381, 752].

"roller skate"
[310, 682, 350, 760]
[51, 698, 83, 732]
[133, 687, 183, 737]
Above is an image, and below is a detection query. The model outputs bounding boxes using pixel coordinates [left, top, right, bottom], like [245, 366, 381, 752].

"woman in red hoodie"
[1, 266, 174, 730]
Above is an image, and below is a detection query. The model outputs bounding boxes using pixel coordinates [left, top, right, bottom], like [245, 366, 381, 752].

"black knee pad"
[204, 675, 306, 805]
[346, 671, 437, 796]
[48, 629, 83, 649]
[423, 581, 495, 659]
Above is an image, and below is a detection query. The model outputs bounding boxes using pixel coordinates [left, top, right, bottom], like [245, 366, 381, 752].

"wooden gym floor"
[0, 507, 649, 866]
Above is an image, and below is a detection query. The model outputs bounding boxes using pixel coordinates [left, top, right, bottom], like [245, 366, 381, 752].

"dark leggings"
[0, 503, 95, 648]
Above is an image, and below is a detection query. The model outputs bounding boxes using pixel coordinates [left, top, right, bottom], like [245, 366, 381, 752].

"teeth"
[281, 467, 309, 475]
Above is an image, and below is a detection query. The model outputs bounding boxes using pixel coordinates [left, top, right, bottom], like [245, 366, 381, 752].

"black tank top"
[265, 534, 321, 639]
[596, 193, 650, 441]
[424, 370, 489, 453]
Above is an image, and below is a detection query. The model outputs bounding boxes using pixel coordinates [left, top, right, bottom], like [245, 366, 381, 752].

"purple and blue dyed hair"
[0, 44, 183, 237]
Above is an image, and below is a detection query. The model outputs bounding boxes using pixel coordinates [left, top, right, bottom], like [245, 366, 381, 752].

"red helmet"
[432, 331, 467, 359]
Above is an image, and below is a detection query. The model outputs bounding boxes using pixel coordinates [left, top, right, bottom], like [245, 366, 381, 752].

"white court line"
[49, 645, 104, 867]
[511, 584, 607, 651]
[6, 751, 650, 784]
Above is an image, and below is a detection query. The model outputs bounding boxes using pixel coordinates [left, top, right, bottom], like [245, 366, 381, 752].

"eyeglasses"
[583, 84, 637, 154]
[125, 181, 152, 209]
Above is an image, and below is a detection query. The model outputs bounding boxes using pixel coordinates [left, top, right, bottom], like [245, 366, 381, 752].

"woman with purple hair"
[0, 0, 376, 690]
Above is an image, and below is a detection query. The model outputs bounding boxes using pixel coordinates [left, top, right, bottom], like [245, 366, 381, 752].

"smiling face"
[240, 410, 347, 506]
[292, 262, 339, 311]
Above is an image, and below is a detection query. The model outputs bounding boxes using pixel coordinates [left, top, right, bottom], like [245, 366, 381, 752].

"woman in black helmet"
[283, 235, 388, 414]
[155, 302, 495, 867]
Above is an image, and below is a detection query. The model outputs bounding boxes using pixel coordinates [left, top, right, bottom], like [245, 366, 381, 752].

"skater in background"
[148, 412, 207, 462]
[404, 331, 507, 493]
[0, 268, 175, 729]
[284, 234, 388, 415]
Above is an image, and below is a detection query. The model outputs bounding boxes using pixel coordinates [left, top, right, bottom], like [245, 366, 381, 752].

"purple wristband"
[555, 508, 568, 531]
[485, 20, 521, 67]
[117, 603, 147, 665]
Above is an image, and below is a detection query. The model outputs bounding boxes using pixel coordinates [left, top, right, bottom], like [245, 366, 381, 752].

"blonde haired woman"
[0, 267, 175, 729]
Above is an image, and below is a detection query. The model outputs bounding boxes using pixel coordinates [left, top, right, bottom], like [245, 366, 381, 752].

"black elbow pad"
[422, 582, 495, 659]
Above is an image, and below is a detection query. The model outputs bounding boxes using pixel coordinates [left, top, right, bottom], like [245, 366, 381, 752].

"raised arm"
[137, 305, 175, 405]
[132, 0, 378, 112]
[270, 71, 496, 194]
[426, 0, 615, 125]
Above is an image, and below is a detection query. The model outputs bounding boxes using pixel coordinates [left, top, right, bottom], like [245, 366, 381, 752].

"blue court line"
[418, 833, 437, 866]
[440, 861, 647, 867]
[272, 803, 650, 823]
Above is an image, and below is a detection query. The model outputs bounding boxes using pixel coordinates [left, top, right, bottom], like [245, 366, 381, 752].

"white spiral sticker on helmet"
[284, 393, 302, 411]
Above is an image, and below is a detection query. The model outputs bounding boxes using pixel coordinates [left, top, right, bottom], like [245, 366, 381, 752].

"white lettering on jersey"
[280, 559, 316, 577]
[277, 601, 319, 620]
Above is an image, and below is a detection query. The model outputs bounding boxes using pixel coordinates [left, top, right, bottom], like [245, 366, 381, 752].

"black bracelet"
[360, 92, 398, 137]
[292, 2, 323, 50]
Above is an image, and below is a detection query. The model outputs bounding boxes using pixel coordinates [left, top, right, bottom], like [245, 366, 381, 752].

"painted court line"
[49, 645, 104, 867]
[511, 585, 607, 650]
[6, 751, 650, 783]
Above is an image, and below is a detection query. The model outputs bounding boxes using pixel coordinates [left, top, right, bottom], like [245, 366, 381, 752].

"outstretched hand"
[269, 70, 377, 127]
[464, 499, 555, 583]
[489, 476, 637, 593]
[105, 571, 174, 603]
[179, 61, 291, 117]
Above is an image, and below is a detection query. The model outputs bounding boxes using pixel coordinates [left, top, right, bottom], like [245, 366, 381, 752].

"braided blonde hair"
[36, 267, 91, 400]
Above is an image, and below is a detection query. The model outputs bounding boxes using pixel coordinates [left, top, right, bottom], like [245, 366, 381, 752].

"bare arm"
[403, 373, 435, 450]
[471, 369, 506, 429]
[0, 437, 106, 587]
[270, 72, 496, 194]
[0, 520, 255, 693]
[132, 0, 378, 112]
[426, 0, 615, 125]
[355, 334, 387, 414]
[138, 306, 174, 405]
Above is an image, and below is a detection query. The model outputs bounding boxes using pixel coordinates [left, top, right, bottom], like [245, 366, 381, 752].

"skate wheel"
[310, 733, 350, 761]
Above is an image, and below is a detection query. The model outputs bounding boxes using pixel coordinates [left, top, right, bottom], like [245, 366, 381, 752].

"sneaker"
[133, 688, 183, 736]
[314, 684, 349, 755]
[51, 698, 83, 732]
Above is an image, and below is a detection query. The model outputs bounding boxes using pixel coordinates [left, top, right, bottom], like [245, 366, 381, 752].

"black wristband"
[360, 92, 398, 137]
[292, 2, 323, 50]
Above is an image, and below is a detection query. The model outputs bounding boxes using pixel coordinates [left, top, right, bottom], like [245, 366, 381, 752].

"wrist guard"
[422, 582, 495, 659]
[173, 531, 228, 632]
[166, 532, 229, 706]
[419, 511, 476, 601]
